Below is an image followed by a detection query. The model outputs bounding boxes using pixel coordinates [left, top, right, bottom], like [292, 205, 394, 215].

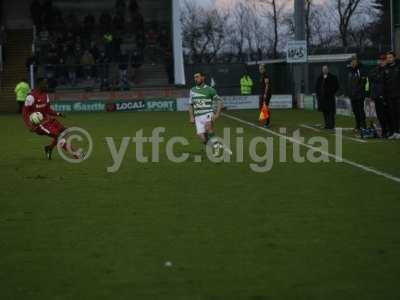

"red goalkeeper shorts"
[34, 118, 66, 138]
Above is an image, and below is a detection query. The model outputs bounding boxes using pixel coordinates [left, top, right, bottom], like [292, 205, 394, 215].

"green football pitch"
[1, 109, 400, 299]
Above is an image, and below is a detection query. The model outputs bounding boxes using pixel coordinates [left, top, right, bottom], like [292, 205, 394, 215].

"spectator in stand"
[58, 44, 70, 84]
[30, 0, 42, 29]
[97, 51, 111, 90]
[158, 28, 170, 49]
[113, 36, 122, 60]
[73, 42, 83, 79]
[84, 13, 96, 30]
[129, 0, 139, 14]
[146, 29, 159, 65]
[118, 50, 129, 90]
[384, 51, 400, 140]
[115, 0, 126, 16]
[164, 48, 174, 84]
[54, 9, 65, 31]
[131, 47, 144, 68]
[100, 11, 112, 32]
[348, 55, 367, 131]
[39, 26, 50, 44]
[75, 35, 83, 49]
[136, 31, 145, 51]
[73, 43, 83, 62]
[64, 31, 75, 50]
[369, 54, 391, 138]
[65, 51, 78, 86]
[80, 50, 95, 80]
[113, 13, 125, 32]
[79, 29, 91, 51]
[15, 79, 31, 113]
[45, 44, 59, 89]
[65, 13, 78, 32]
[89, 41, 100, 62]
[38, 27, 50, 59]
[103, 31, 114, 61]
[131, 10, 144, 34]
[53, 31, 65, 52]
[130, 48, 143, 83]
[89, 42, 100, 80]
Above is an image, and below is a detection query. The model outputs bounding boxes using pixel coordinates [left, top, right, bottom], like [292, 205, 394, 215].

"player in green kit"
[188, 72, 231, 156]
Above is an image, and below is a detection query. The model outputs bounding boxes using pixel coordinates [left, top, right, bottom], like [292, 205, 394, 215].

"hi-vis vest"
[240, 75, 253, 95]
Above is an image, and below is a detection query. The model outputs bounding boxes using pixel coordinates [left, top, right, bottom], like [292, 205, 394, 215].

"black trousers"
[388, 97, 400, 133]
[322, 109, 335, 129]
[350, 98, 366, 129]
[373, 98, 391, 136]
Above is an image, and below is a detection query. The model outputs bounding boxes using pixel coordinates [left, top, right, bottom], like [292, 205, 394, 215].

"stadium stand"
[32, 0, 172, 91]
[0, 0, 187, 112]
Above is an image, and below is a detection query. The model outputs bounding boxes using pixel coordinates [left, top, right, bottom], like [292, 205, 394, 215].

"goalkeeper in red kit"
[22, 78, 82, 160]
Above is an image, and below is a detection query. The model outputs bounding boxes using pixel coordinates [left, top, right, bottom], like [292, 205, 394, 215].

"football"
[29, 112, 44, 125]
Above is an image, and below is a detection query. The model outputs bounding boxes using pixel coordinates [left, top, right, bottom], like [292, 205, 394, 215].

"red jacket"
[22, 89, 58, 128]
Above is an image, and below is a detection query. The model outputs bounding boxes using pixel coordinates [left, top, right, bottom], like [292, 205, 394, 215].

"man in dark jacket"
[348, 55, 367, 130]
[259, 63, 272, 127]
[384, 51, 400, 139]
[369, 54, 391, 138]
[315, 65, 339, 129]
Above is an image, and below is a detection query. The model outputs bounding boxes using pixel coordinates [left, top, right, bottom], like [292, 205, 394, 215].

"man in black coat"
[369, 54, 391, 138]
[348, 55, 367, 130]
[315, 65, 339, 129]
[384, 51, 400, 140]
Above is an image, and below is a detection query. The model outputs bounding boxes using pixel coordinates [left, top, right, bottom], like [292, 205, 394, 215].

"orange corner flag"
[259, 103, 270, 124]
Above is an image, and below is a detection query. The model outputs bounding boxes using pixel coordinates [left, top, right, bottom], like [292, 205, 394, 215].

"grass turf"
[0, 109, 400, 300]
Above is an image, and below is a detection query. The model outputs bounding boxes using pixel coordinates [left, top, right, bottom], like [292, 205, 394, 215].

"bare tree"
[181, 1, 229, 63]
[181, 1, 204, 62]
[312, 8, 339, 49]
[335, 0, 364, 47]
[233, 0, 271, 59]
[202, 8, 230, 62]
[255, 0, 288, 59]
[268, 0, 279, 58]
[230, 2, 251, 61]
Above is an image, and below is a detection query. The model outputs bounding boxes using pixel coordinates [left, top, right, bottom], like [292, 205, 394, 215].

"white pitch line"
[223, 113, 400, 184]
[300, 124, 321, 133]
[299, 124, 368, 144]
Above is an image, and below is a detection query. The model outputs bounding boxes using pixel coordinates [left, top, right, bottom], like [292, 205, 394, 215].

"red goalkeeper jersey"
[22, 89, 58, 128]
